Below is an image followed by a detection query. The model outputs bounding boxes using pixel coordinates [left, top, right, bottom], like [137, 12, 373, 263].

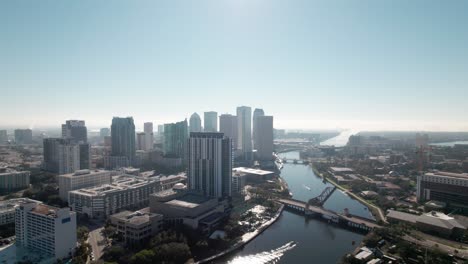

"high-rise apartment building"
[157, 125, 164, 135]
[236, 106, 252, 160]
[187, 132, 232, 198]
[189, 113, 202, 133]
[256, 116, 274, 160]
[163, 120, 188, 158]
[144, 122, 154, 150]
[111, 117, 136, 165]
[14, 129, 32, 144]
[62, 120, 87, 143]
[15, 201, 77, 260]
[219, 114, 238, 150]
[253, 108, 265, 150]
[204, 111, 218, 132]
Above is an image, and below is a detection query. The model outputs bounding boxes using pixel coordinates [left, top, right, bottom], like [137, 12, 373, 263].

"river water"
[220, 151, 371, 264]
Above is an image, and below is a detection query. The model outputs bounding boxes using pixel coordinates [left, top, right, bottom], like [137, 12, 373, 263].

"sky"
[1, 0, 468, 131]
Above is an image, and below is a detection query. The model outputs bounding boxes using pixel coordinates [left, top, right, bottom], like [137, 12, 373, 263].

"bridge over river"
[277, 186, 380, 232]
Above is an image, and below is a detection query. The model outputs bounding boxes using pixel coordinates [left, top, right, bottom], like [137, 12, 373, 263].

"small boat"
[302, 184, 311, 191]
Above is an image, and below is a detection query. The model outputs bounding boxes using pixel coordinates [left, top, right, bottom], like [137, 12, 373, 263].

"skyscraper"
[256, 116, 274, 160]
[236, 106, 252, 160]
[253, 108, 265, 150]
[144, 122, 154, 150]
[219, 114, 238, 150]
[43, 138, 81, 174]
[204, 111, 218, 132]
[163, 119, 188, 158]
[111, 117, 136, 165]
[61, 120, 87, 143]
[100, 128, 110, 138]
[0, 130, 7, 144]
[187, 132, 232, 198]
[136, 132, 146, 151]
[14, 129, 32, 144]
[189, 113, 202, 133]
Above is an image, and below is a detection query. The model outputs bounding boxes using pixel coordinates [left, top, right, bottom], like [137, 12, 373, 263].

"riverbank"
[311, 164, 387, 224]
[196, 203, 285, 264]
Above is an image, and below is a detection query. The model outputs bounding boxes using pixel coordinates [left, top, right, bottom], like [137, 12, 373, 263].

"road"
[88, 227, 106, 261]
[404, 234, 468, 260]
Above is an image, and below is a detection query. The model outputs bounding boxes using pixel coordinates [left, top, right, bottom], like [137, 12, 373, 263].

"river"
[219, 151, 371, 264]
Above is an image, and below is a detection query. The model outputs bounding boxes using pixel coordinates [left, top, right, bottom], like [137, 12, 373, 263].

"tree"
[77, 226, 90, 242]
[130, 249, 155, 264]
[154, 242, 191, 264]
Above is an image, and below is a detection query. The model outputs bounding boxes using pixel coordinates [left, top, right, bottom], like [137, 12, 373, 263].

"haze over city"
[2, 0, 468, 131]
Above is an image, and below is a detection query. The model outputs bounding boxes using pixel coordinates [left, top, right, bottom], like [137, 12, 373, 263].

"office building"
[0, 168, 30, 192]
[111, 117, 136, 165]
[236, 106, 252, 160]
[137, 132, 146, 151]
[79, 143, 91, 170]
[109, 208, 163, 245]
[14, 129, 32, 144]
[61, 120, 87, 143]
[15, 201, 77, 260]
[100, 128, 110, 138]
[417, 171, 468, 211]
[163, 119, 188, 158]
[187, 132, 232, 198]
[204, 111, 218, 132]
[255, 116, 274, 160]
[144, 122, 154, 150]
[219, 114, 237, 150]
[189, 113, 202, 133]
[252, 108, 265, 150]
[157, 125, 164, 135]
[0, 198, 41, 226]
[43, 138, 82, 174]
[0, 130, 7, 144]
[58, 169, 112, 202]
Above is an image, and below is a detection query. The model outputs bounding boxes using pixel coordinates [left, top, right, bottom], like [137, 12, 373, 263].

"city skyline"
[2, 0, 468, 131]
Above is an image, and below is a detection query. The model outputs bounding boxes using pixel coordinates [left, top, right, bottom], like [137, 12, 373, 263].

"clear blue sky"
[1, 0, 468, 131]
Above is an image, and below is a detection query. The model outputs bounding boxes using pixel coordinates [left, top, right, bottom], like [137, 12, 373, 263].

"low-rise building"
[0, 168, 30, 192]
[69, 176, 160, 219]
[15, 200, 77, 260]
[109, 208, 163, 245]
[58, 169, 112, 202]
[232, 171, 247, 194]
[232, 167, 275, 182]
[69, 174, 185, 219]
[329, 167, 354, 176]
[387, 210, 467, 238]
[149, 189, 228, 232]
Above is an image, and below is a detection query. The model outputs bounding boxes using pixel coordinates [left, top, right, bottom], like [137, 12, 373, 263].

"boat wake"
[227, 241, 297, 264]
[302, 184, 311, 191]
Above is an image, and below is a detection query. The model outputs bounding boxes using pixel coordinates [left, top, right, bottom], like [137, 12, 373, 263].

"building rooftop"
[111, 208, 160, 225]
[60, 169, 109, 178]
[0, 198, 41, 213]
[166, 193, 211, 208]
[330, 167, 354, 173]
[425, 171, 468, 180]
[418, 211, 466, 230]
[233, 167, 274, 176]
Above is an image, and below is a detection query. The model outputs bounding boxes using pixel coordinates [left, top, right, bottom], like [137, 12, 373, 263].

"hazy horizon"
[2, 0, 468, 131]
